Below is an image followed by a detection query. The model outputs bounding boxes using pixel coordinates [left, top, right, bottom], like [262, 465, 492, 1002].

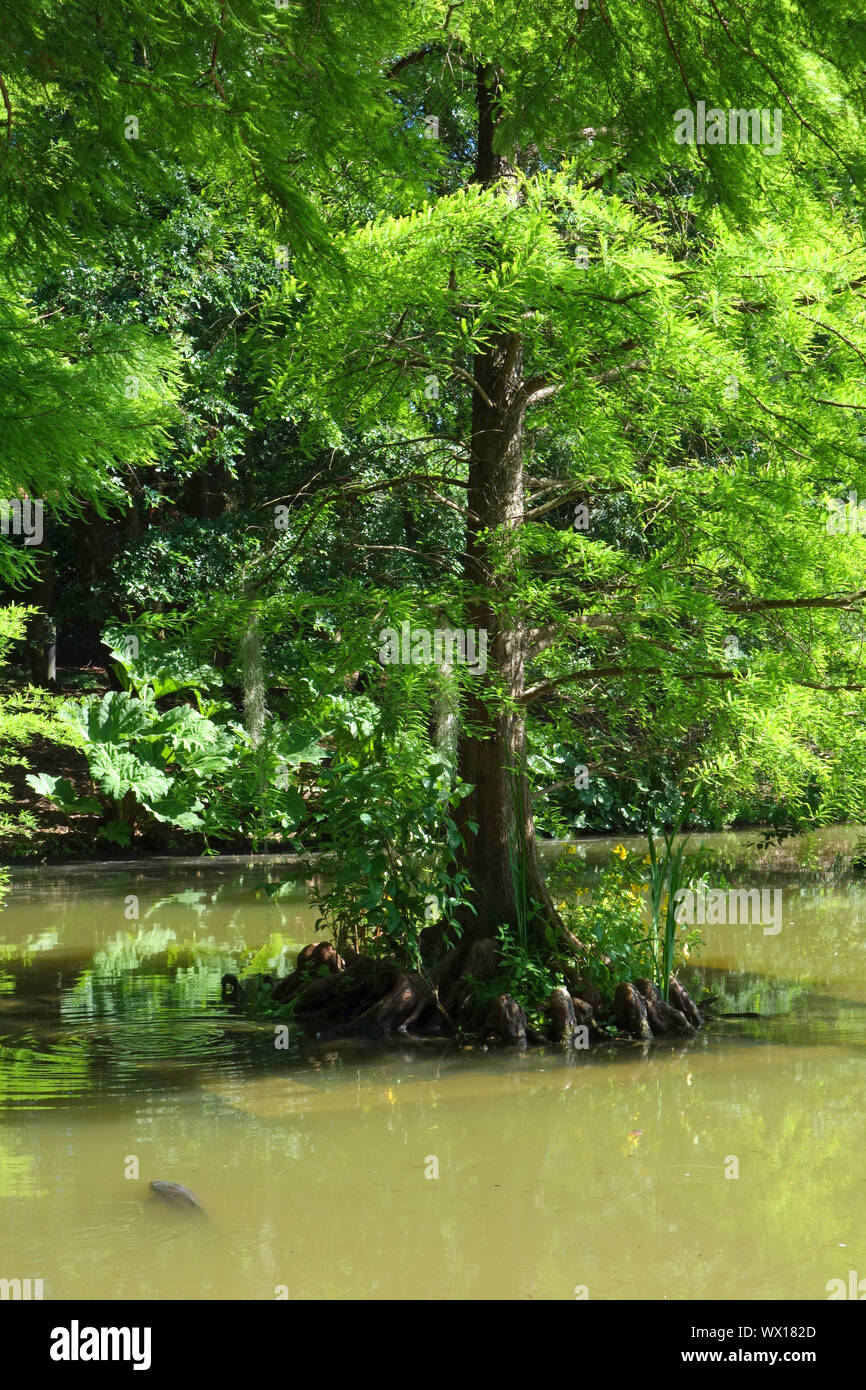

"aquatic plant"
[646, 816, 692, 1003]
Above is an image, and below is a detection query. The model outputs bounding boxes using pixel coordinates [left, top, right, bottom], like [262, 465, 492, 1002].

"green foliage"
[0, 606, 81, 844]
[25, 773, 100, 816]
[304, 754, 474, 967]
[550, 846, 656, 997]
[0, 281, 181, 585]
[27, 690, 228, 843]
[486, 927, 563, 1033]
[106, 521, 264, 616]
[505, 768, 538, 955]
[196, 717, 320, 852]
[646, 820, 692, 1004]
[24, 626, 321, 848]
[1, 1, 418, 262]
[0, 606, 29, 661]
[253, 13, 866, 857]
[11, 0, 866, 1012]
[546, 842, 702, 1001]
[103, 625, 223, 707]
[254, 671, 478, 962]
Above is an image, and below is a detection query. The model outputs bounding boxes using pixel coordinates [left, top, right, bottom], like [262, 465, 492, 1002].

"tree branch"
[388, 45, 443, 77]
[521, 665, 736, 704]
[723, 591, 866, 613]
[0, 70, 12, 144]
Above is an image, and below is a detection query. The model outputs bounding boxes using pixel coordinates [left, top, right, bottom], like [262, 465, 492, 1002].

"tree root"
[613, 977, 702, 1040]
[613, 982, 653, 1041]
[669, 975, 702, 1028]
[633, 978, 693, 1035]
[484, 994, 527, 1048]
[234, 940, 704, 1049]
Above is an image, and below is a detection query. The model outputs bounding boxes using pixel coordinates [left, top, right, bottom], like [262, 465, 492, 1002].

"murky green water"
[1, 834, 865, 1300]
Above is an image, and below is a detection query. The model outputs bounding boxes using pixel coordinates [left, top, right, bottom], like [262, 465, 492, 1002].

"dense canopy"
[4, 0, 866, 1012]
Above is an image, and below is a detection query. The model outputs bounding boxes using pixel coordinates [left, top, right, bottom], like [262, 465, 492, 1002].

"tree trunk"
[183, 463, 232, 519]
[451, 65, 562, 943]
[23, 540, 57, 688]
[72, 502, 124, 674]
[240, 600, 267, 751]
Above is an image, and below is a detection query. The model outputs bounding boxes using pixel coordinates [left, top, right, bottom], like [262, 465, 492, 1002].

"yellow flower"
[613, 844, 627, 859]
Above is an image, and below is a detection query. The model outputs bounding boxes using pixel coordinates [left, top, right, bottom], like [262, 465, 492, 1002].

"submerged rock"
[149, 1181, 205, 1215]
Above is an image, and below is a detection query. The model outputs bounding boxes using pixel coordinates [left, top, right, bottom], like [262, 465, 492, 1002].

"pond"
[1, 831, 864, 1300]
